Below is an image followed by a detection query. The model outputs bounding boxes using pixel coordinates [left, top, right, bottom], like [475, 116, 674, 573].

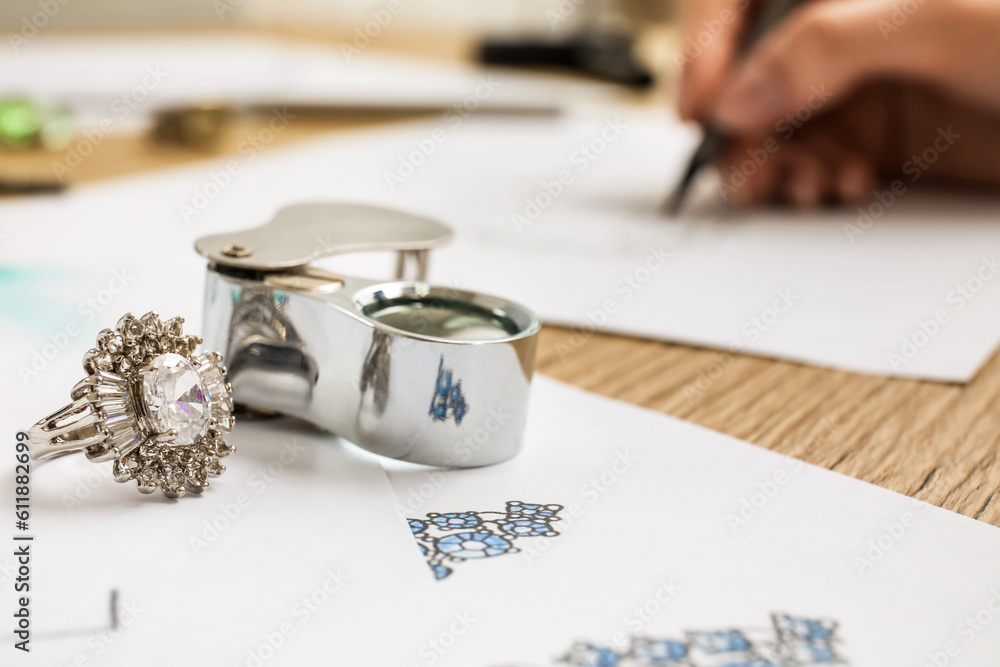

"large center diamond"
[140, 353, 211, 445]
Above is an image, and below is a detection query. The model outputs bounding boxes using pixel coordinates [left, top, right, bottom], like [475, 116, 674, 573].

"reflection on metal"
[224, 287, 319, 417]
[395, 249, 429, 281]
[360, 331, 391, 416]
[197, 203, 540, 467]
[429, 357, 468, 424]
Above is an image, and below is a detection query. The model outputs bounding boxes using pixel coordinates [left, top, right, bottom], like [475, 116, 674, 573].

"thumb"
[712, 0, 945, 134]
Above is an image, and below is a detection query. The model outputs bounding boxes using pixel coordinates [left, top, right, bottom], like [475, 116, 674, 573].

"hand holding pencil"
[673, 0, 1000, 210]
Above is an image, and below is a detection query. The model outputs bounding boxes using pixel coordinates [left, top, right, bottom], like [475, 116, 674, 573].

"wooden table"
[6, 28, 998, 526]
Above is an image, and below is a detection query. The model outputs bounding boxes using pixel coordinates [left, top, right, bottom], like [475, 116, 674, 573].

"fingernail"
[714, 65, 790, 131]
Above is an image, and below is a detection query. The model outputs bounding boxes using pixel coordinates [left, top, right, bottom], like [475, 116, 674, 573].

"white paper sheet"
[0, 34, 592, 131]
[384, 376, 1000, 666]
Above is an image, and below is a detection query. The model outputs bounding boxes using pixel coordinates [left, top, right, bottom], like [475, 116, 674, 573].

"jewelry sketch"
[559, 613, 843, 666]
[409, 501, 564, 579]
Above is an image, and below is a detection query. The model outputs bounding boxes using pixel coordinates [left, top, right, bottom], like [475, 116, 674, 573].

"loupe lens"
[363, 298, 517, 341]
[355, 284, 538, 343]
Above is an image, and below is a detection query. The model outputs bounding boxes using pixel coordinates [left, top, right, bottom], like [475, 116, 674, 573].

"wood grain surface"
[4, 28, 997, 526]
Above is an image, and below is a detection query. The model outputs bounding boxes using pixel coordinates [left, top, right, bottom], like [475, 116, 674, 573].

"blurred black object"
[479, 32, 653, 89]
[0, 177, 66, 195]
[152, 104, 233, 149]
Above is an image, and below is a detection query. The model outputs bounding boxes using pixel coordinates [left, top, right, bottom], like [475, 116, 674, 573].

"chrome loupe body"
[196, 203, 539, 467]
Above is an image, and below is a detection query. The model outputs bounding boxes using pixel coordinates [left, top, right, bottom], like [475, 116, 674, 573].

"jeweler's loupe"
[195, 203, 540, 467]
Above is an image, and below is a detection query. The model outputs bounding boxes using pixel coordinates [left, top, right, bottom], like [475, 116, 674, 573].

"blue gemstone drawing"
[429, 356, 468, 424]
[561, 644, 621, 667]
[430, 512, 481, 530]
[689, 629, 752, 653]
[409, 501, 564, 580]
[631, 638, 688, 663]
[559, 613, 844, 666]
[438, 532, 513, 559]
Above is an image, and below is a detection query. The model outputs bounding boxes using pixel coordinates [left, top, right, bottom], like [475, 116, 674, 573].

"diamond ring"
[28, 312, 235, 498]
